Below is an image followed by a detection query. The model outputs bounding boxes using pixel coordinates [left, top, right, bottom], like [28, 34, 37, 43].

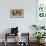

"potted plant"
[33, 32, 46, 43]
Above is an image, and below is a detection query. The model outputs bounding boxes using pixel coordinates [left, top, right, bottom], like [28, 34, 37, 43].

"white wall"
[0, 0, 36, 42]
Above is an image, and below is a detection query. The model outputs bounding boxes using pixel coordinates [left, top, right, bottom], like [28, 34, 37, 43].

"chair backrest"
[11, 27, 18, 34]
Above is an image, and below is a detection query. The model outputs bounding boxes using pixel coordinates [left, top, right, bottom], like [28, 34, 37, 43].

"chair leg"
[4, 33, 7, 46]
[4, 41, 7, 46]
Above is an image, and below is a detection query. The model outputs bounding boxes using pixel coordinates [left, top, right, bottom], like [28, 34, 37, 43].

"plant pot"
[37, 39, 45, 44]
[40, 38, 45, 43]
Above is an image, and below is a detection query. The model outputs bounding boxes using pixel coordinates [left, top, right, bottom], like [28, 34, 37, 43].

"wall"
[0, 0, 36, 42]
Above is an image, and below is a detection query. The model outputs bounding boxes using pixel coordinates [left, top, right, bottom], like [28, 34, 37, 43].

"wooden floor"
[0, 42, 46, 46]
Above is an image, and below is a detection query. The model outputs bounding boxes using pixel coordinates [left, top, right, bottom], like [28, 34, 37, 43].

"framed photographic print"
[10, 9, 24, 18]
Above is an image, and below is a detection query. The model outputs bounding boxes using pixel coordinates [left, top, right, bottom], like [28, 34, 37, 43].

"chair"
[4, 33, 18, 46]
[18, 33, 30, 46]
[4, 27, 19, 46]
